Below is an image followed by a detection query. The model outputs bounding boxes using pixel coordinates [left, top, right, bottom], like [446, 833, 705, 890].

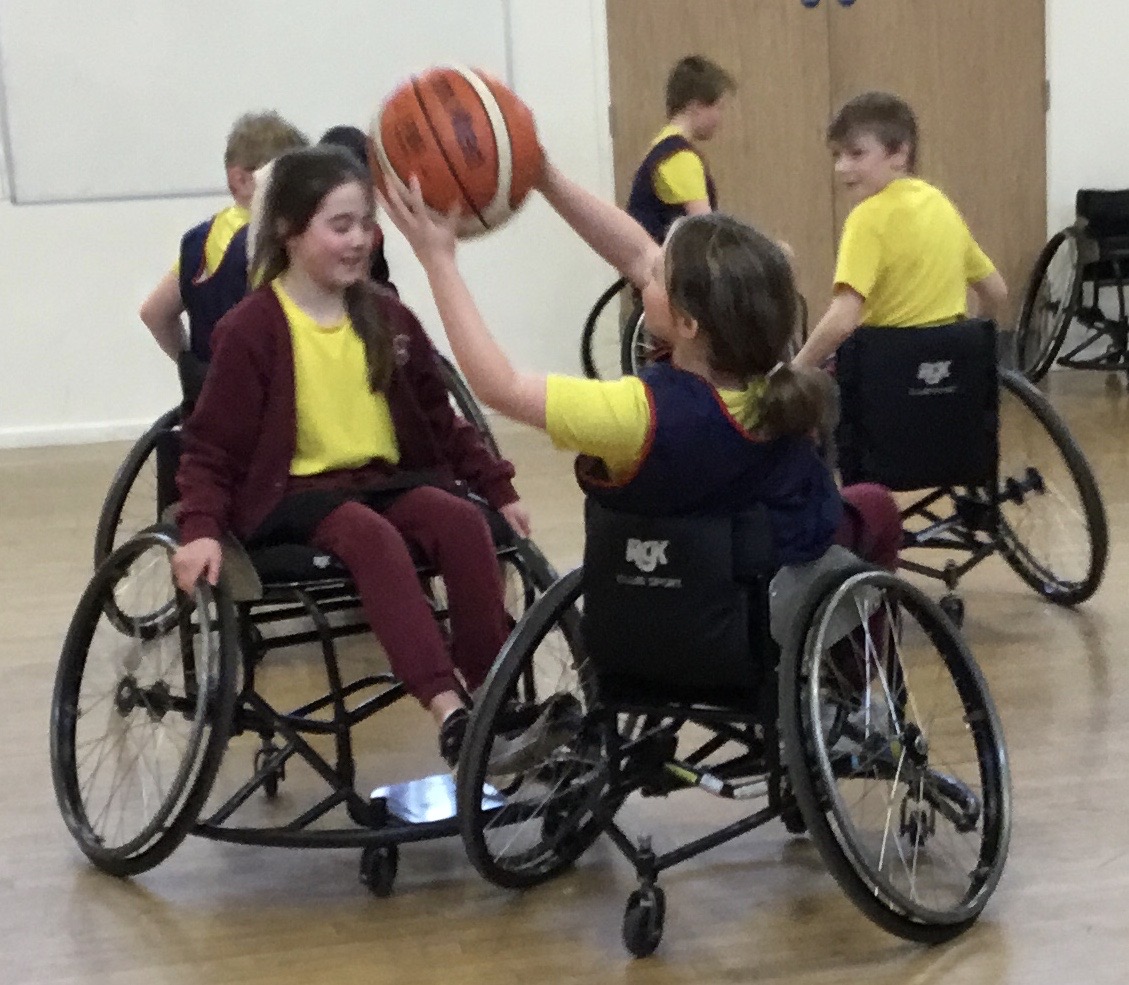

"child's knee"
[313, 500, 405, 558]
[841, 483, 902, 569]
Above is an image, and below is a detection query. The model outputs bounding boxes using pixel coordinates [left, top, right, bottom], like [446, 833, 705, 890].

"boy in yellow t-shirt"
[625, 55, 735, 243]
[139, 111, 307, 364]
[795, 91, 1008, 368]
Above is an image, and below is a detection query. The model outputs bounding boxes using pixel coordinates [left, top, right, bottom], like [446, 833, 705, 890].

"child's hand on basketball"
[376, 173, 460, 264]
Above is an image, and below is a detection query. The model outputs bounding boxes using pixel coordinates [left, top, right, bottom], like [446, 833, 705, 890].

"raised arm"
[537, 161, 661, 290]
[378, 176, 548, 430]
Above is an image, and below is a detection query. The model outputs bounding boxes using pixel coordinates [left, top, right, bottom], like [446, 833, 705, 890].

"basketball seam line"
[411, 76, 488, 232]
[455, 69, 511, 224]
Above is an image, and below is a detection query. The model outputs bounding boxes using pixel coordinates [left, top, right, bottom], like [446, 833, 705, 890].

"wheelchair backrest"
[1076, 188, 1129, 240]
[581, 499, 775, 707]
[836, 319, 998, 492]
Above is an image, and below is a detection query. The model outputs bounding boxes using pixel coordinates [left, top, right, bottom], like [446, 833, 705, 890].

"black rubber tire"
[779, 566, 1011, 945]
[457, 568, 606, 889]
[51, 530, 238, 877]
[93, 407, 181, 568]
[436, 353, 501, 459]
[359, 844, 399, 897]
[580, 277, 630, 379]
[996, 369, 1108, 605]
[1015, 230, 1079, 382]
[622, 886, 666, 958]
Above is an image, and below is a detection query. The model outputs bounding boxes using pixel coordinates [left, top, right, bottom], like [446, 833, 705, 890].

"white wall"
[1046, 0, 1129, 233]
[0, 0, 613, 447]
[6, 0, 1126, 447]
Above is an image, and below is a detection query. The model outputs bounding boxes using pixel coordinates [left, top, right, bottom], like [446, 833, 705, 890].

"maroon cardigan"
[176, 286, 518, 543]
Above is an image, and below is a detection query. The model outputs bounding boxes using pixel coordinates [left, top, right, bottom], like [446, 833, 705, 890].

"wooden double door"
[606, 0, 1046, 317]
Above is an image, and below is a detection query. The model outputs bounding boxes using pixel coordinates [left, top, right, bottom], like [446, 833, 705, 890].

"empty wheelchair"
[92, 353, 499, 567]
[454, 500, 1011, 957]
[580, 276, 809, 379]
[837, 319, 1108, 623]
[52, 417, 552, 894]
[1016, 188, 1129, 382]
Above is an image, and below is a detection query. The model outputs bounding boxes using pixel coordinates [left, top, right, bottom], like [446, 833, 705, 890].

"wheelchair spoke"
[794, 572, 1010, 931]
[996, 373, 1107, 602]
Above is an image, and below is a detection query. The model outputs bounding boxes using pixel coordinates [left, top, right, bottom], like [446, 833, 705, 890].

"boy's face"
[226, 165, 257, 209]
[686, 96, 728, 142]
[831, 131, 910, 204]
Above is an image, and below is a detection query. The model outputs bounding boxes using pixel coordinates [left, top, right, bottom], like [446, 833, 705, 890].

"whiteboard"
[0, 0, 511, 204]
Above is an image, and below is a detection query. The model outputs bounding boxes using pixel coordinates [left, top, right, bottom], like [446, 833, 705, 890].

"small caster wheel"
[779, 779, 807, 834]
[253, 748, 285, 799]
[782, 803, 807, 835]
[939, 594, 964, 628]
[359, 844, 399, 897]
[622, 885, 665, 958]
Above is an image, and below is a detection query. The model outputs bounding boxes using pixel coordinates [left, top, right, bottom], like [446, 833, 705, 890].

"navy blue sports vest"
[626, 134, 719, 244]
[179, 217, 250, 362]
[577, 362, 842, 566]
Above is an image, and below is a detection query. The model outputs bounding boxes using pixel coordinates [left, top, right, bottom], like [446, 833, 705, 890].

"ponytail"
[759, 364, 834, 439]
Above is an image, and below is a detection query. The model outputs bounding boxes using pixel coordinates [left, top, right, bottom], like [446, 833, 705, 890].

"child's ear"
[672, 307, 699, 340]
[227, 166, 255, 204]
[891, 141, 911, 172]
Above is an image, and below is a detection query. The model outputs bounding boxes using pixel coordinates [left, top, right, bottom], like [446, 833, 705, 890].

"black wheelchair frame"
[454, 503, 1012, 957]
[1016, 188, 1129, 382]
[54, 371, 554, 894]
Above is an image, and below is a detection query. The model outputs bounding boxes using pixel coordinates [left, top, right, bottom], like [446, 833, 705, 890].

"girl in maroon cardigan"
[172, 146, 529, 766]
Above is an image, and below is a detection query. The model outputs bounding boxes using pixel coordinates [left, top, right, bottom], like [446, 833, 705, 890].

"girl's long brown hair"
[664, 213, 830, 438]
[252, 146, 392, 390]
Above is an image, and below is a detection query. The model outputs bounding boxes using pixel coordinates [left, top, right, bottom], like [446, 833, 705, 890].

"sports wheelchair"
[836, 319, 1108, 623]
[51, 412, 554, 894]
[1016, 188, 1129, 382]
[454, 500, 1011, 957]
[92, 352, 499, 567]
[580, 277, 808, 380]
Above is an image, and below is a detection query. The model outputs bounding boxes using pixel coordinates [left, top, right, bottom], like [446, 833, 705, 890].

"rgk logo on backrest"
[625, 538, 669, 573]
[916, 360, 952, 386]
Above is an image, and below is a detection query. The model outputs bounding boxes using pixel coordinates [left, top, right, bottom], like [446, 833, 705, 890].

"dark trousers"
[307, 487, 510, 707]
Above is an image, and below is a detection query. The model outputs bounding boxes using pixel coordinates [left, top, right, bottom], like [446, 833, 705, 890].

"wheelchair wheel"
[51, 529, 238, 877]
[93, 407, 181, 568]
[458, 568, 608, 888]
[1015, 230, 1080, 382]
[996, 369, 1108, 605]
[781, 568, 1011, 944]
[436, 353, 501, 459]
[581, 277, 633, 380]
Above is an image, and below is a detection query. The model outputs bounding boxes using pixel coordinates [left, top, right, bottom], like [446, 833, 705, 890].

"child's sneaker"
[438, 707, 470, 770]
[486, 693, 583, 776]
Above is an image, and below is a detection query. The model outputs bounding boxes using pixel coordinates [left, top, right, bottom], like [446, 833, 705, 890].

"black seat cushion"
[837, 320, 999, 492]
[249, 496, 517, 586]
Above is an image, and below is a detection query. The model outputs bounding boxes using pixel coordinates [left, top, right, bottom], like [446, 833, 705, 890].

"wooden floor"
[3, 371, 1128, 984]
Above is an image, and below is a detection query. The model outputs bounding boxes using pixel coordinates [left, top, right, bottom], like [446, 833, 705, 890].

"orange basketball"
[371, 66, 542, 238]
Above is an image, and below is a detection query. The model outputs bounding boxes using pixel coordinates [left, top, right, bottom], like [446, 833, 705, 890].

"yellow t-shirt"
[834, 177, 996, 327]
[273, 281, 400, 476]
[651, 124, 709, 206]
[173, 203, 250, 277]
[544, 373, 764, 481]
